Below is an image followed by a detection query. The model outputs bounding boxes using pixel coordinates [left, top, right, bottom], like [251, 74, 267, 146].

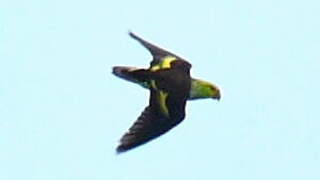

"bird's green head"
[190, 79, 221, 100]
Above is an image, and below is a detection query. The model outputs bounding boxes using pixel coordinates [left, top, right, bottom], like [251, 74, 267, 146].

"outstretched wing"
[129, 32, 185, 67]
[116, 107, 169, 153]
[116, 88, 187, 153]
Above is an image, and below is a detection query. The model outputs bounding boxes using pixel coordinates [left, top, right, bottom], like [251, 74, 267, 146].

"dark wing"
[129, 32, 185, 66]
[116, 88, 187, 153]
[116, 106, 169, 153]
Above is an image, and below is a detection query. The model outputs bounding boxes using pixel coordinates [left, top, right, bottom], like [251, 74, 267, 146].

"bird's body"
[113, 66, 220, 100]
[113, 32, 221, 153]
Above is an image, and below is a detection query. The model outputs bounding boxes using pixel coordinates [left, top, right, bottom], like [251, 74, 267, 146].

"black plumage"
[116, 32, 192, 153]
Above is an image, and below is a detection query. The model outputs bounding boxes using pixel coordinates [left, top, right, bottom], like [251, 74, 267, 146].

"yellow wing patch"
[158, 91, 169, 117]
[150, 81, 169, 117]
[150, 56, 176, 71]
[150, 80, 157, 89]
[149, 56, 175, 117]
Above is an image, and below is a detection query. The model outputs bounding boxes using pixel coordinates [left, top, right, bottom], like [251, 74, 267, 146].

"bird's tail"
[112, 66, 150, 89]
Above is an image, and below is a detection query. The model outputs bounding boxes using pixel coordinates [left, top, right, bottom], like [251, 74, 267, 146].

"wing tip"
[116, 144, 131, 154]
[116, 147, 125, 154]
[128, 31, 141, 42]
[128, 30, 134, 37]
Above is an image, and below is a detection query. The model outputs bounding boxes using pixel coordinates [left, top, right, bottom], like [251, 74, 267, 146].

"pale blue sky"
[1, 0, 320, 179]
